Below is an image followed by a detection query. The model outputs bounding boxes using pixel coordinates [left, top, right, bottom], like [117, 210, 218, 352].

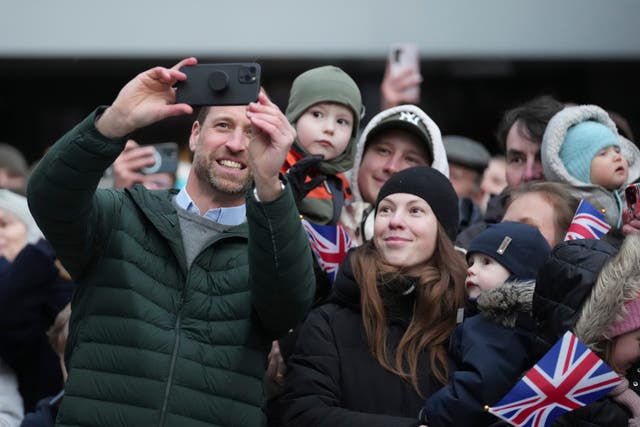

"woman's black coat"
[271, 253, 444, 427]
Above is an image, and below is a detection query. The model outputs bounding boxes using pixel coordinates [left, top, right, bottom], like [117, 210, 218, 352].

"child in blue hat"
[541, 104, 640, 229]
[419, 221, 551, 427]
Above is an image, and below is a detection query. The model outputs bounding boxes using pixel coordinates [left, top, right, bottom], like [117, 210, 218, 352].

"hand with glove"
[285, 154, 326, 205]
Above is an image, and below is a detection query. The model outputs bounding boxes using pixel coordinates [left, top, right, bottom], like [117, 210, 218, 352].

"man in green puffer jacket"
[26, 57, 315, 427]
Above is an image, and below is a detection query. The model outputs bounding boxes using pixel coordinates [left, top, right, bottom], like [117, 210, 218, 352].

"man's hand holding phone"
[97, 57, 197, 139]
[96, 58, 262, 140]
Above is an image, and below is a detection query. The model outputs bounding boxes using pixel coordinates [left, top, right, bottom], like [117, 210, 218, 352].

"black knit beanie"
[375, 166, 459, 241]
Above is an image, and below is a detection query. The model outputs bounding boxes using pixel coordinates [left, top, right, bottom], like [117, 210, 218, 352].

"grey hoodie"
[340, 105, 449, 245]
[541, 105, 640, 228]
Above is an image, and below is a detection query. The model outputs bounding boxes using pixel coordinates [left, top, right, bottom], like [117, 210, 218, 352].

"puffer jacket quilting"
[27, 110, 315, 427]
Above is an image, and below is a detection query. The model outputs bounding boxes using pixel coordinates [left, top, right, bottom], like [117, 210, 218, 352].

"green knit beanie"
[285, 66, 363, 174]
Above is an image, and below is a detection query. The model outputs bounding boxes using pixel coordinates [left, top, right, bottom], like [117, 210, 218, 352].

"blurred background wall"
[1, 0, 639, 162]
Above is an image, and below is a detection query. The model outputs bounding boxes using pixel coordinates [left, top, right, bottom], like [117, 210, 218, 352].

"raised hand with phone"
[381, 43, 423, 110]
[112, 140, 177, 190]
[95, 57, 197, 139]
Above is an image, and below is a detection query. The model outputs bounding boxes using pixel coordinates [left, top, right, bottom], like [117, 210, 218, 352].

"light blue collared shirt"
[174, 187, 246, 226]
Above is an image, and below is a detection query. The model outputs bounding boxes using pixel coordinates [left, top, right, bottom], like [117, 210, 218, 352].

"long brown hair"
[352, 222, 467, 395]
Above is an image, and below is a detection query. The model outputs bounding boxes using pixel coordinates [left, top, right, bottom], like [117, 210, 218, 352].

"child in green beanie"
[281, 65, 363, 225]
[267, 68, 364, 388]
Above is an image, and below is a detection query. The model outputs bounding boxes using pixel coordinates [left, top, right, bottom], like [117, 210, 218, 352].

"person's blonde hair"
[507, 181, 579, 245]
[352, 222, 467, 395]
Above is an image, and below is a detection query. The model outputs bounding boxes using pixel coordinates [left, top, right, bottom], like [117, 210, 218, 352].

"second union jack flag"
[487, 331, 622, 427]
[301, 219, 352, 284]
[564, 199, 611, 241]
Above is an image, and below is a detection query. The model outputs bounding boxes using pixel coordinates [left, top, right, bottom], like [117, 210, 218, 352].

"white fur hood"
[541, 105, 640, 227]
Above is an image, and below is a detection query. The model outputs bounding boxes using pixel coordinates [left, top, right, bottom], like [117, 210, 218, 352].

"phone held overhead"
[175, 63, 261, 106]
[388, 43, 420, 100]
[140, 142, 179, 175]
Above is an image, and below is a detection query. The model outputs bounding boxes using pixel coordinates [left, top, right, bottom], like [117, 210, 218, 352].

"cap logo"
[399, 111, 420, 126]
[496, 236, 512, 255]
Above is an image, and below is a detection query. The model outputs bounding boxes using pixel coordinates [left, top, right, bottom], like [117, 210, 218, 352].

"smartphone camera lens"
[239, 66, 257, 84]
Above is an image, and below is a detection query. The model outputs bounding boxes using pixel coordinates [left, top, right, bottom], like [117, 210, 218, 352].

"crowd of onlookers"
[1, 55, 640, 427]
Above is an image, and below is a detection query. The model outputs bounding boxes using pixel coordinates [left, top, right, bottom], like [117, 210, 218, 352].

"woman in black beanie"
[271, 166, 467, 427]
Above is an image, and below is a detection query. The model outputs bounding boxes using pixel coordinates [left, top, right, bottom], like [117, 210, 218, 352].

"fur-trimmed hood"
[476, 280, 535, 328]
[574, 234, 640, 357]
[541, 104, 640, 228]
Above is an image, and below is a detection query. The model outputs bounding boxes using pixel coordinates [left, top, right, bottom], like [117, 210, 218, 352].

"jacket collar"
[476, 280, 535, 328]
[126, 185, 249, 274]
[329, 249, 416, 325]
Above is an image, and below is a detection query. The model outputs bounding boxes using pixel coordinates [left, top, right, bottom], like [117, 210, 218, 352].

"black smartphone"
[625, 183, 640, 211]
[140, 142, 179, 175]
[175, 63, 261, 106]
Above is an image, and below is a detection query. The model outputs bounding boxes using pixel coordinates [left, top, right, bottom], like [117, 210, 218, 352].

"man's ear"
[189, 121, 200, 152]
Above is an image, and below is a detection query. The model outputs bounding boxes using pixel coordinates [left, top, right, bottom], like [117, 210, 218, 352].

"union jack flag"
[487, 331, 622, 427]
[301, 219, 353, 284]
[564, 199, 611, 241]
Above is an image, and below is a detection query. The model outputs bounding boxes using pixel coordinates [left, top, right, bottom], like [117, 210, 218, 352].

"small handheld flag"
[301, 219, 352, 284]
[564, 199, 611, 241]
[487, 331, 622, 427]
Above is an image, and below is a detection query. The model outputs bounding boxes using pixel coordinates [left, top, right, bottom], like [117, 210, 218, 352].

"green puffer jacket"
[27, 110, 315, 427]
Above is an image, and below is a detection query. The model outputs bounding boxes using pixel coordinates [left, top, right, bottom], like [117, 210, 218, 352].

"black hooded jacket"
[533, 239, 618, 350]
[532, 239, 629, 427]
[455, 188, 510, 249]
[270, 251, 445, 427]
